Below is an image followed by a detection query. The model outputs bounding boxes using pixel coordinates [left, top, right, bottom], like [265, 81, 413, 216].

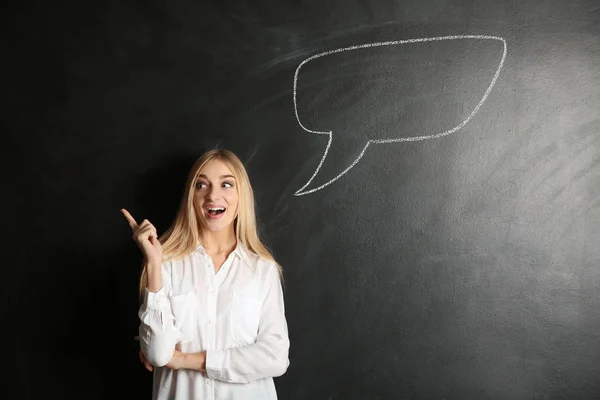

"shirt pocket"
[169, 289, 199, 344]
[230, 291, 262, 345]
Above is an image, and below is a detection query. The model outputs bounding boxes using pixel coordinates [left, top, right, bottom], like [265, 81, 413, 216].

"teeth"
[208, 207, 225, 211]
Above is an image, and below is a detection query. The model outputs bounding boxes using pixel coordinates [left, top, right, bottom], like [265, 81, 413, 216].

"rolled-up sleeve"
[137, 260, 182, 367]
[205, 263, 290, 383]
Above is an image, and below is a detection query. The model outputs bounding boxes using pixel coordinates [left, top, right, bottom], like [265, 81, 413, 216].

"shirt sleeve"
[205, 263, 290, 383]
[137, 260, 183, 367]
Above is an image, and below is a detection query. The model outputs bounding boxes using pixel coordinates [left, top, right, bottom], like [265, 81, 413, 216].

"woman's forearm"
[146, 262, 163, 292]
[183, 351, 207, 372]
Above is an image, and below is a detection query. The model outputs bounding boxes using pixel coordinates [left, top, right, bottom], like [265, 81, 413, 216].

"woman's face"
[194, 159, 239, 233]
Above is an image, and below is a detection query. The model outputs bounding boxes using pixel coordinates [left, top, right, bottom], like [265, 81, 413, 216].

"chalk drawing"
[293, 35, 507, 196]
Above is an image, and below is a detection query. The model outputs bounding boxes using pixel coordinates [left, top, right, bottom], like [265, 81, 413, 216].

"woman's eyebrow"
[197, 174, 236, 179]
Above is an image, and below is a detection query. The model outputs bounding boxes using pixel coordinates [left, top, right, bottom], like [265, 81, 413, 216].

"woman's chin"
[203, 219, 233, 232]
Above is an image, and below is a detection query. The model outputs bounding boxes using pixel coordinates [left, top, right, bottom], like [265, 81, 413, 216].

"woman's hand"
[121, 208, 162, 266]
[139, 349, 153, 372]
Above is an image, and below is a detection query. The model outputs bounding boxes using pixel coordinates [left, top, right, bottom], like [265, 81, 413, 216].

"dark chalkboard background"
[4, 0, 600, 399]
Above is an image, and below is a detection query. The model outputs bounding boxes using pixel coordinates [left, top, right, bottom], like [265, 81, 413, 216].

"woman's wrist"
[146, 263, 163, 292]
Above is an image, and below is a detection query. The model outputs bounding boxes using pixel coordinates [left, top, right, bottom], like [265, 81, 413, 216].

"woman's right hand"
[121, 208, 163, 266]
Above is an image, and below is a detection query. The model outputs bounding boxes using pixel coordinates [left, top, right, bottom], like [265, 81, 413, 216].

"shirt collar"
[195, 240, 251, 265]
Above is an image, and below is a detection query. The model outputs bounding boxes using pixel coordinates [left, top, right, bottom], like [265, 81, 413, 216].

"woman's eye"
[195, 182, 207, 189]
[223, 182, 234, 188]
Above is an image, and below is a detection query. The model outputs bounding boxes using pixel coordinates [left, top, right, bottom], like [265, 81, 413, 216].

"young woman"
[121, 149, 290, 399]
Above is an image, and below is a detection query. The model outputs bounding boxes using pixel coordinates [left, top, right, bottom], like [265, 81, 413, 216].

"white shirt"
[138, 241, 290, 400]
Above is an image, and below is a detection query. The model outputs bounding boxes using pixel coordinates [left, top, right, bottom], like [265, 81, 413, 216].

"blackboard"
[4, 0, 600, 399]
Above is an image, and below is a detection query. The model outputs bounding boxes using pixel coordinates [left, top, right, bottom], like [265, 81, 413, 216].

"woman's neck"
[199, 229, 237, 254]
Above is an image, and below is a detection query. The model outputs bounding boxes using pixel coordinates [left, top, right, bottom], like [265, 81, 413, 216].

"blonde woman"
[121, 149, 290, 399]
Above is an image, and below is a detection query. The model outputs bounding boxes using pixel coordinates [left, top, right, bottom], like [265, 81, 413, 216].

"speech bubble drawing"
[292, 35, 507, 196]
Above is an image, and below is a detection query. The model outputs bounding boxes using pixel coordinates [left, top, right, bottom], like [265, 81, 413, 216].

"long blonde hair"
[138, 149, 282, 300]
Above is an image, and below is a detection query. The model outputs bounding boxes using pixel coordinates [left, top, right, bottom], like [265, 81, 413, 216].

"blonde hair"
[138, 149, 282, 300]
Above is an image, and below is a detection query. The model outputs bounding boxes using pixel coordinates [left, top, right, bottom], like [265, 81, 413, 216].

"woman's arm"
[138, 260, 182, 367]
[203, 263, 290, 383]
[165, 350, 207, 371]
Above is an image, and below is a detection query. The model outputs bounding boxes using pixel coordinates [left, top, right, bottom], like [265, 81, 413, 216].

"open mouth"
[206, 206, 226, 216]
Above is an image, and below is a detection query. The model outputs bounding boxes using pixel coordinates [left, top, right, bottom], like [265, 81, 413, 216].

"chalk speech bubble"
[292, 35, 507, 196]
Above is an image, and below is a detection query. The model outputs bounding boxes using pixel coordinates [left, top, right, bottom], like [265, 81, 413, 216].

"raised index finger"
[120, 208, 138, 229]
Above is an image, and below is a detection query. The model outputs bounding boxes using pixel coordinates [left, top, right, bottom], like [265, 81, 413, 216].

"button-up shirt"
[138, 241, 290, 400]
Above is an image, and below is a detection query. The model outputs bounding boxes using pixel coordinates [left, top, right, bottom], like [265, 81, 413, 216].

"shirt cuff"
[144, 287, 166, 310]
[205, 349, 226, 380]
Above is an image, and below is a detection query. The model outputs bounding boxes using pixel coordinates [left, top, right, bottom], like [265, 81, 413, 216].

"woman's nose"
[206, 187, 222, 200]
